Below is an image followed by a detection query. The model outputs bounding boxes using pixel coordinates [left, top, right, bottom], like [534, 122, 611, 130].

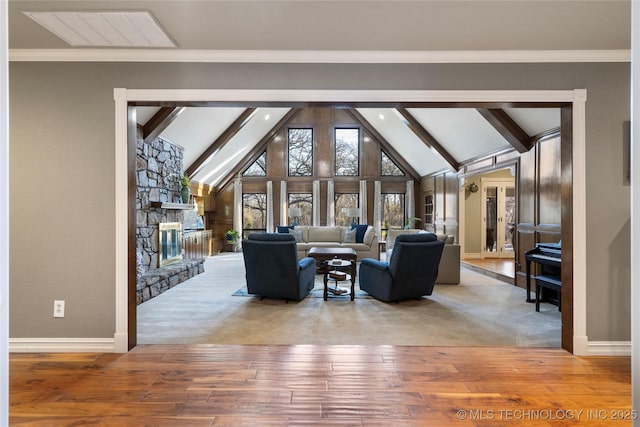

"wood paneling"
[516, 135, 562, 286]
[538, 136, 562, 225]
[10, 345, 630, 425]
[560, 105, 574, 353]
[362, 131, 379, 178]
[216, 107, 420, 228]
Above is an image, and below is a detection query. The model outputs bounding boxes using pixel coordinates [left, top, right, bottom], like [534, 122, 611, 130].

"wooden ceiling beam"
[142, 107, 184, 144]
[396, 108, 460, 171]
[476, 108, 533, 153]
[216, 109, 302, 191]
[346, 109, 420, 181]
[185, 108, 257, 178]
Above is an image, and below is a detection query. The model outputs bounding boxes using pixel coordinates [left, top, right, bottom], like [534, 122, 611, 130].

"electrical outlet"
[53, 300, 65, 318]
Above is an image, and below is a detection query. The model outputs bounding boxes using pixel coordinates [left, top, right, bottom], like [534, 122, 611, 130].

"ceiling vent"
[23, 11, 176, 47]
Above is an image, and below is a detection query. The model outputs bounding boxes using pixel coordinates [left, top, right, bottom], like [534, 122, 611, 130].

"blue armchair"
[359, 233, 445, 302]
[242, 233, 316, 301]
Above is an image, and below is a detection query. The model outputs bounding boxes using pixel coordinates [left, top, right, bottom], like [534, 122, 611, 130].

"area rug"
[233, 286, 371, 299]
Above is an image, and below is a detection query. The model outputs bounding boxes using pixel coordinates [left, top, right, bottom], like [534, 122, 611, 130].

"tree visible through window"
[381, 151, 404, 176]
[288, 128, 313, 176]
[243, 152, 266, 176]
[335, 128, 359, 176]
[335, 193, 359, 226]
[243, 193, 267, 236]
[382, 193, 405, 237]
[288, 193, 312, 225]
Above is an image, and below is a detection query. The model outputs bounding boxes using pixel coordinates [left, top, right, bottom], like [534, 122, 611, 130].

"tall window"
[288, 193, 312, 225]
[335, 193, 359, 226]
[242, 193, 267, 237]
[335, 128, 359, 176]
[288, 128, 313, 176]
[381, 151, 404, 176]
[382, 193, 405, 238]
[243, 152, 266, 176]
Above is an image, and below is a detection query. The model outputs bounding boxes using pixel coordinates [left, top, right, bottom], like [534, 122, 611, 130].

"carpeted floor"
[137, 252, 561, 347]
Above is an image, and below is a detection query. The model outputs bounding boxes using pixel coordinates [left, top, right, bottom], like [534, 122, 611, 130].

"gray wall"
[9, 62, 630, 341]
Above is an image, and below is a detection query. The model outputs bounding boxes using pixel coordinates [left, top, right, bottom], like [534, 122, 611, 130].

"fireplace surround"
[159, 222, 182, 267]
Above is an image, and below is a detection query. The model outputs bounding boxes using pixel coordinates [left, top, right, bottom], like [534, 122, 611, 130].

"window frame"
[380, 150, 405, 177]
[334, 192, 359, 226]
[381, 192, 406, 239]
[287, 127, 314, 177]
[334, 127, 360, 177]
[287, 192, 313, 226]
[242, 192, 267, 238]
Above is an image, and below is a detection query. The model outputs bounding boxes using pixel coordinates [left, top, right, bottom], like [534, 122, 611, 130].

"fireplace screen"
[159, 222, 183, 267]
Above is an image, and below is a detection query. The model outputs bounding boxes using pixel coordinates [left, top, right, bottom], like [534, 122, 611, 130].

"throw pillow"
[351, 224, 368, 243]
[288, 228, 303, 243]
[277, 225, 293, 234]
[342, 228, 357, 243]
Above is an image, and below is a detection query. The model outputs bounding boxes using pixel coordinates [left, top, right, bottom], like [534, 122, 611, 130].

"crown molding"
[9, 48, 631, 63]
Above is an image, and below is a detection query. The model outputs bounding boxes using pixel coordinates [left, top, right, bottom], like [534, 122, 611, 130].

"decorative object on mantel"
[180, 173, 191, 204]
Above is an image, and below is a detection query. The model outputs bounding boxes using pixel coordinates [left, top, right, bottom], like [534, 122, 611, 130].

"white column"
[374, 181, 382, 240]
[312, 180, 320, 226]
[631, 1, 640, 421]
[0, 0, 9, 422]
[266, 181, 273, 233]
[327, 180, 335, 226]
[233, 177, 242, 237]
[406, 180, 415, 228]
[359, 180, 367, 224]
[280, 181, 288, 225]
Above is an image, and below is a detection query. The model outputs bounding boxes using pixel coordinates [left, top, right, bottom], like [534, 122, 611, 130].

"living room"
[130, 101, 567, 346]
[4, 1, 635, 424]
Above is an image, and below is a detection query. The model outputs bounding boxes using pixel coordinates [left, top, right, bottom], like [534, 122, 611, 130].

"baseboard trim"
[585, 341, 631, 356]
[7, 337, 631, 356]
[462, 253, 482, 260]
[9, 338, 115, 353]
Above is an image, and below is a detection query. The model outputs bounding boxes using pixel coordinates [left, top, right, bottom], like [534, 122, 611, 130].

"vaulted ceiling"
[135, 104, 560, 188]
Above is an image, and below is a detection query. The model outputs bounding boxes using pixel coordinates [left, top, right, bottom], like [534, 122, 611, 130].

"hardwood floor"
[462, 258, 515, 279]
[10, 345, 630, 426]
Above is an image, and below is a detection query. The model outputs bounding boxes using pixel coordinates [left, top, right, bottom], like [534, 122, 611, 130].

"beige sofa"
[289, 225, 378, 260]
[386, 229, 460, 284]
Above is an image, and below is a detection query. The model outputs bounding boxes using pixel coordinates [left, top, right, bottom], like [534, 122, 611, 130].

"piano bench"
[535, 274, 561, 312]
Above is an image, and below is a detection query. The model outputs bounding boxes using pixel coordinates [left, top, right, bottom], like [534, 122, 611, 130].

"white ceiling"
[9, 1, 630, 51]
[136, 105, 560, 186]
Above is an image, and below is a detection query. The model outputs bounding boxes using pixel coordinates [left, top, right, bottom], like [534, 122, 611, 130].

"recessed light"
[264, 114, 271, 120]
[378, 114, 385, 120]
[23, 11, 176, 47]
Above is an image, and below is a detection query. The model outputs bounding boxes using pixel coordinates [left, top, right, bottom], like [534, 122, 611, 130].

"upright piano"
[525, 242, 562, 312]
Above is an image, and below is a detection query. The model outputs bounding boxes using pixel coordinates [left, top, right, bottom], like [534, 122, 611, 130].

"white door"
[481, 178, 515, 259]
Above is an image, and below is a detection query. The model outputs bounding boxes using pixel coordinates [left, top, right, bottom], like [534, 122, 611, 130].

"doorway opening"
[114, 89, 585, 354]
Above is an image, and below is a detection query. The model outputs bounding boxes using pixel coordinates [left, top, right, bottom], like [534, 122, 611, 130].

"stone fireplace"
[135, 133, 204, 304]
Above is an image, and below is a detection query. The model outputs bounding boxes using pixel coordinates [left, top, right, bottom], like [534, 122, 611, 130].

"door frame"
[114, 89, 586, 354]
[480, 177, 516, 259]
